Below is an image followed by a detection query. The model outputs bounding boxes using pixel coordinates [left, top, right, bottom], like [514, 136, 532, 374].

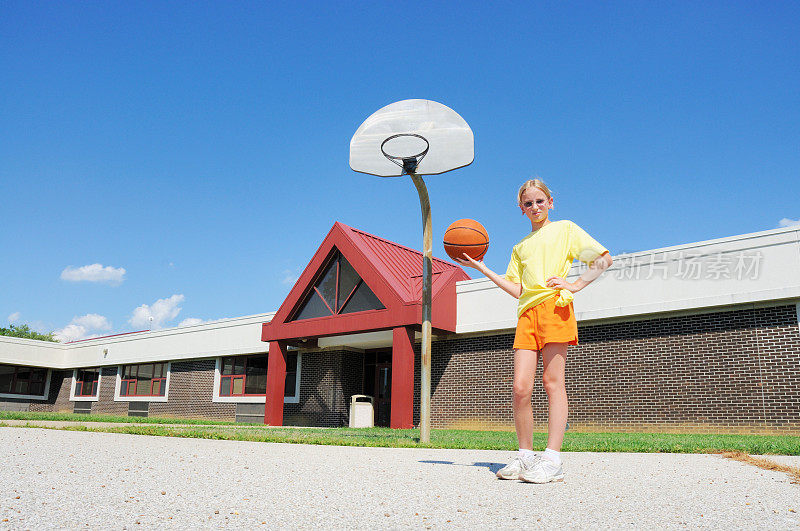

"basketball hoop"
[380, 133, 430, 175]
[350, 99, 474, 444]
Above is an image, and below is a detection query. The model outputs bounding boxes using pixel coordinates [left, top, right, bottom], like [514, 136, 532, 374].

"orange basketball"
[443, 219, 489, 261]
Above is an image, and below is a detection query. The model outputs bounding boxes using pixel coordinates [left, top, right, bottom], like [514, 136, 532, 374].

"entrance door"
[364, 349, 391, 427]
[374, 362, 391, 427]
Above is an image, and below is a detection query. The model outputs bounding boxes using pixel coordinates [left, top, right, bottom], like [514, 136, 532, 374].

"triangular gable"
[262, 222, 468, 342]
[290, 249, 385, 321]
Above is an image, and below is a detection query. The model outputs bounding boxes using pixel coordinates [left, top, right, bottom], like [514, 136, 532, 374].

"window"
[220, 355, 266, 396]
[120, 363, 167, 397]
[219, 354, 298, 397]
[291, 250, 384, 321]
[0, 364, 48, 396]
[284, 354, 298, 397]
[74, 368, 100, 397]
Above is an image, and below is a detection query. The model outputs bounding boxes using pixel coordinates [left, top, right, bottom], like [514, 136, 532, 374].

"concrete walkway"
[1, 427, 798, 529]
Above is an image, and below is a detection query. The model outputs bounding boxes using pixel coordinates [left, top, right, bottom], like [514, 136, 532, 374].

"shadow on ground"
[419, 460, 505, 473]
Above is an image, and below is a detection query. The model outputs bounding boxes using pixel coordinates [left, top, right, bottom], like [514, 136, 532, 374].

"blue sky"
[2, 2, 798, 341]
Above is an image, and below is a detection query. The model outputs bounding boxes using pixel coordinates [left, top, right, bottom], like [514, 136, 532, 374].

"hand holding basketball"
[454, 252, 483, 270]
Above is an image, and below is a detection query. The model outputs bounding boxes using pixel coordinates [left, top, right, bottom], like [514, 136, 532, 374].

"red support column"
[390, 326, 415, 429]
[264, 341, 287, 426]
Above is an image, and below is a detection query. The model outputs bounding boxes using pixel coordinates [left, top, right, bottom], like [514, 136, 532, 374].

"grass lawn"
[2, 411, 799, 454]
[0, 410, 235, 425]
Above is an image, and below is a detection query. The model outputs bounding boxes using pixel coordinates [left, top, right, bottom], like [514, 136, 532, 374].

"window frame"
[0, 364, 51, 401]
[212, 353, 301, 404]
[70, 367, 101, 402]
[218, 355, 267, 397]
[290, 250, 384, 322]
[114, 363, 170, 402]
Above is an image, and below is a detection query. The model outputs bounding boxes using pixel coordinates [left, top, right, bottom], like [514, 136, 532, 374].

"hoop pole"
[409, 172, 432, 444]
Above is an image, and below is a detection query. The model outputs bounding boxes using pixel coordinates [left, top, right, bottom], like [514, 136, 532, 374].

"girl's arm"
[455, 255, 523, 299]
[546, 252, 613, 293]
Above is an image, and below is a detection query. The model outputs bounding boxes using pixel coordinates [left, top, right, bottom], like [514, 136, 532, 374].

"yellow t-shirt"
[505, 220, 609, 317]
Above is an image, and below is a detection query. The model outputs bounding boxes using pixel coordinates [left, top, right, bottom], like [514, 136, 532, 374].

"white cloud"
[129, 294, 185, 330]
[72, 313, 111, 331]
[778, 218, 800, 228]
[281, 267, 303, 286]
[53, 313, 112, 342]
[7, 312, 20, 324]
[53, 324, 94, 343]
[178, 318, 205, 327]
[61, 263, 126, 285]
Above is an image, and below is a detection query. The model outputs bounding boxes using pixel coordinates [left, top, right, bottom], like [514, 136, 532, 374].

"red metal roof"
[346, 225, 469, 302]
[262, 222, 469, 342]
[65, 330, 149, 344]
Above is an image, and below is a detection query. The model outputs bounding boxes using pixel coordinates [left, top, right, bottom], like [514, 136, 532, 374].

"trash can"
[348, 395, 374, 428]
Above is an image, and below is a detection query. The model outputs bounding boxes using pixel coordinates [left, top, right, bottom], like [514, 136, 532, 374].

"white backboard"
[350, 99, 474, 177]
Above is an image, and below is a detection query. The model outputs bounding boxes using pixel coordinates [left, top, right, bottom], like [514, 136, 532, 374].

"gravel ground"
[1, 427, 798, 529]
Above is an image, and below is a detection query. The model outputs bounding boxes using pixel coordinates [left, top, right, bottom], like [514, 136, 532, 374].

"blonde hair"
[517, 179, 552, 204]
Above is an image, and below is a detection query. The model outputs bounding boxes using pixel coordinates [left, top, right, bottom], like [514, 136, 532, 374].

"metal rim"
[380, 133, 430, 173]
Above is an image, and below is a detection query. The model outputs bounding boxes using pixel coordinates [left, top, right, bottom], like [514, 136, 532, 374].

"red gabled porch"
[261, 222, 468, 428]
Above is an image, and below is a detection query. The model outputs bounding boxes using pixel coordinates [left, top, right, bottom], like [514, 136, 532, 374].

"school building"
[2, 222, 799, 433]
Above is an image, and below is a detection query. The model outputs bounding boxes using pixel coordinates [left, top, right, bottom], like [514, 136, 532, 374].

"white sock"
[542, 447, 561, 466]
[519, 449, 537, 462]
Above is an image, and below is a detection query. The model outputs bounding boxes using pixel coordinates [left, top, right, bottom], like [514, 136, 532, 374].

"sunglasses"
[522, 200, 546, 208]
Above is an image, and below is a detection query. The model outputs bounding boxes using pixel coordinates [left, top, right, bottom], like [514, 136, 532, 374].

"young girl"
[457, 179, 612, 484]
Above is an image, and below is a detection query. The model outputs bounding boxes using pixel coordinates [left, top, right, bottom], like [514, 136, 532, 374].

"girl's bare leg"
[541, 342, 568, 451]
[512, 349, 538, 450]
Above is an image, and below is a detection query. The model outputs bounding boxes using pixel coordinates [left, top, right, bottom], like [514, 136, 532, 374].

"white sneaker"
[496, 454, 539, 480]
[519, 457, 564, 483]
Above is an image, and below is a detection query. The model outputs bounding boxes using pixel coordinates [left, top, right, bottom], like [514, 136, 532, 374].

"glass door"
[364, 349, 392, 427]
[374, 363, 391, 427]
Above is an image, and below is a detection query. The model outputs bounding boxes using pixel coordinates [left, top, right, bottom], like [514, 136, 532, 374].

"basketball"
[443, 219, 489, 261]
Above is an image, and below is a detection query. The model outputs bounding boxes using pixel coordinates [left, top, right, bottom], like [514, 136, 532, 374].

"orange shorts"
[513, 295, 578, 351]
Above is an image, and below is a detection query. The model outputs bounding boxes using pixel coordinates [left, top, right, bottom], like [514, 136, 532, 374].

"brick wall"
[91, 366, 129, 416]
[51, 361, 237, 420]
[284, 350, 363, 427]
[80, 361, 237, 420]
[413, 334, 512, 430]
[150, 360, 235, 421]
[419, 304, 800, 433]
[754, 305, 800, 431]
[51, 370, 73, 413]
